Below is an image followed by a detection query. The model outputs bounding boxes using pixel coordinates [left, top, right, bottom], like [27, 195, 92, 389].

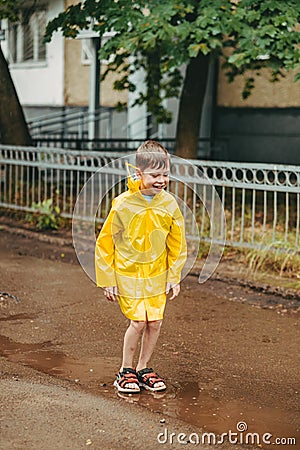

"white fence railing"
[1, 144, 300, 251]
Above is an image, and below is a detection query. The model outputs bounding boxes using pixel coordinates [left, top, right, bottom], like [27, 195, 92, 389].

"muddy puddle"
[1, 334, 298, 448]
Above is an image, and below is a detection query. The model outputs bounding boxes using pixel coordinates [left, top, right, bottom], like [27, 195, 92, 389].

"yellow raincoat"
[95, 177, 187, 321]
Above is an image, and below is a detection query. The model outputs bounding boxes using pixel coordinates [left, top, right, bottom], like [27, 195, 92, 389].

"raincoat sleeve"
[95, 200, 123, 288]
[166, 205, 187, 285]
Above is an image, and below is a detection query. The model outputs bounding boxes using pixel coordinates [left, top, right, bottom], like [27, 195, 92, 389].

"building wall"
[214, 107, 300, 165]
[2, 0, 300, 163]
[64, 0, 128, 108]
[2, 0, 127, 110]
[218, 68, 300, 108]
[64, 37, 89, 106]
[64, 38, 128, 107]
[213, 68, 300, 164]
[3, 0, 65, 107]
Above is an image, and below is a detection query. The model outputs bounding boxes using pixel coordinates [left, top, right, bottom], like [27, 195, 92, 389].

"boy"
[95, 140, 187, 393]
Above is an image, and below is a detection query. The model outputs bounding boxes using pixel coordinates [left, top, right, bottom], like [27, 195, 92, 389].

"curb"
[0, 223, 73, 247]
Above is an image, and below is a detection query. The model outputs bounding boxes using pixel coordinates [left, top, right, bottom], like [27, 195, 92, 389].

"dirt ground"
[0, 217, 299, 450]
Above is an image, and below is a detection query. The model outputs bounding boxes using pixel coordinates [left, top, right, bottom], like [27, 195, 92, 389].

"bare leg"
[113, 321, 146, 392]
[136, 320, 165, 388]
[121, 320, 146, 381]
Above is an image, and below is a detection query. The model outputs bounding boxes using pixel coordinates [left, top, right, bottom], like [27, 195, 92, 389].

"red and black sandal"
[113, 368, 140, 393]
[137, 367, 166, 392]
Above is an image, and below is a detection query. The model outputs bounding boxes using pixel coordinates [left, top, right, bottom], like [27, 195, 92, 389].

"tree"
[0, 0, 32, 146]
[45, 0, 300, 158]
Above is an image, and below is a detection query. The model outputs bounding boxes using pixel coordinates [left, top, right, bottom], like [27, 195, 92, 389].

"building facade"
[1, 1, 300, 164]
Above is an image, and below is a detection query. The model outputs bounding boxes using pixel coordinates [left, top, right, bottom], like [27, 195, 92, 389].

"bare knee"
[147, 320, 163, 333]
[130, 320, 146, 336]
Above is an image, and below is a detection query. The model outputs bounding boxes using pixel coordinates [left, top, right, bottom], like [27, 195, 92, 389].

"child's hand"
[166, 282, 180, 300]
[104, 286, 118, 302]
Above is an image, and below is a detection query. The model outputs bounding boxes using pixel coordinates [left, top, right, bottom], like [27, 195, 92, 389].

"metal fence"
[0, 144, 300, 251]
[31, 137, 229, 160]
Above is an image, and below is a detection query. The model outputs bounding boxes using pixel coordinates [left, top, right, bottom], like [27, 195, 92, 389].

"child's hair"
[136, 140, 170, 171]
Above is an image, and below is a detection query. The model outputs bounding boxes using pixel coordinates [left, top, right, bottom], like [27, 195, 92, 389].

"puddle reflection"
[1, 334, 298, 448]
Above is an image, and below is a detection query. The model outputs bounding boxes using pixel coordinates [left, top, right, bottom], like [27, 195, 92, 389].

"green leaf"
[43, 0, 300, 121]
[188, 43, 209, 58]
[228, 53, 246, 66]
[294, 73, 300, 82]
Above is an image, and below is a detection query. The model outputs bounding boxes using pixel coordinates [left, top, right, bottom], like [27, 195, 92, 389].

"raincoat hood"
[127, 175, 141, 193]
[125, 162, 142, 193]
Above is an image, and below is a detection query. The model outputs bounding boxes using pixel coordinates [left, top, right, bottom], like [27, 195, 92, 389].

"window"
[8, 7, 47, 64]
[81, 38, 93, 66]
[81, 33, 115, 66]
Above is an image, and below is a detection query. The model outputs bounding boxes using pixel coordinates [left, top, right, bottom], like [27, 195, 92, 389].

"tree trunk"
[175, 53, 210, 159]
[0, 46, 32, 146]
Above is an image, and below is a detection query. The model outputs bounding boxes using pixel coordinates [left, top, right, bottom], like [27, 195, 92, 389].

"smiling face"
[137, 164, 170, 196]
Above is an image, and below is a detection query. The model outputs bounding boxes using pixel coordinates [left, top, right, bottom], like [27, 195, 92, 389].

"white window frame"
[7, 6, 47, 68]
[81, 32, 115, 66]
[81, 38, 93, 66]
